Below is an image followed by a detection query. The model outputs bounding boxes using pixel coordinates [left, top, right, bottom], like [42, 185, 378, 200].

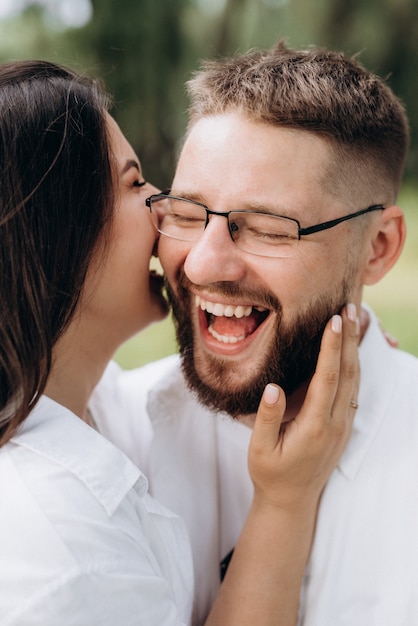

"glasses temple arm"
[298, 205, 385, 237]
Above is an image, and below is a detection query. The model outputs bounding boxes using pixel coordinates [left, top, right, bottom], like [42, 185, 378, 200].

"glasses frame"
[146, 191, 385, 249]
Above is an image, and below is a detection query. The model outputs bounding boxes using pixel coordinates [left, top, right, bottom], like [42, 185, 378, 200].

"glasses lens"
[229, 212, 299, 257]
[150, 196, 206, 242]
[149, 196, 299, 257]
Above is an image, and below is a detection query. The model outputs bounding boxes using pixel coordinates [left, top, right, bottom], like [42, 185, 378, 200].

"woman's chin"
[152, 294, 170, 322]
[137, 293, 170, 333]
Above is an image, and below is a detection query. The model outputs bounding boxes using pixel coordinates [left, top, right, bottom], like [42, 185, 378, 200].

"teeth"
[195, 294, 269, 345]
[195, 295, 264, 318]
[213, 303, 226, 316]
[208, 326, 245, 343]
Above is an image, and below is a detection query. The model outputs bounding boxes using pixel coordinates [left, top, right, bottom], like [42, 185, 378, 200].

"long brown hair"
[0, 60, 113, 445]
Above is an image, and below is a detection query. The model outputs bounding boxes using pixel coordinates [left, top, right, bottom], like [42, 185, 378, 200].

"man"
[91, 42, 418, 624]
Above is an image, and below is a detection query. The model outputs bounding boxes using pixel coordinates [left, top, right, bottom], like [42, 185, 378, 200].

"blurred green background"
[1, 0, 416, 366]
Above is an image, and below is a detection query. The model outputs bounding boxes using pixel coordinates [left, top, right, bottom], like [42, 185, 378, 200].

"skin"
[44, 115, 166, 420]
[159, 111, 405, 422]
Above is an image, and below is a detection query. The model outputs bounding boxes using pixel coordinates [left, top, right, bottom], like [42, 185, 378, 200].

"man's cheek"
[158, 239, 190, 277]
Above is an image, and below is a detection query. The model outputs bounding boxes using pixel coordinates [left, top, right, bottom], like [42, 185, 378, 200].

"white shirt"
[91, 306, 418, 625]
[0, 396, 193, 626]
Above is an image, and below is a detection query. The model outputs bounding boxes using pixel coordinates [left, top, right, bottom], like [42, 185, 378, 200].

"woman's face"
[81, 115, 168, 350]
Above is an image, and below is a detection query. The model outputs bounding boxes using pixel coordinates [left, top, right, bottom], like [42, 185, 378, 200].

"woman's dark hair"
[0, 60, 113, 444]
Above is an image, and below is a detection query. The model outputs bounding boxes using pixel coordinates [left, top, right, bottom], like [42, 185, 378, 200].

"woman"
[0, 60, 359, 625]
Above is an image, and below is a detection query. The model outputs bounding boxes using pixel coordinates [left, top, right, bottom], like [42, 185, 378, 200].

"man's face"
[159, 113, 364, 416]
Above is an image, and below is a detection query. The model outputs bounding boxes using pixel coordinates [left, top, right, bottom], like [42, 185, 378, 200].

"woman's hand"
[206, 305, 360, 626]
[249, 303, 359, 512]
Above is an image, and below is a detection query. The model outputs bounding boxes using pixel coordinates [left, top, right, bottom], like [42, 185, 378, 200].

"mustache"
[171, 269, 281, 312]
[165, 266, 351, 415]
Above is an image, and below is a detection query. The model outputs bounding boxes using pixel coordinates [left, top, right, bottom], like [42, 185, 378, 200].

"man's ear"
[361, 205, 406, 286]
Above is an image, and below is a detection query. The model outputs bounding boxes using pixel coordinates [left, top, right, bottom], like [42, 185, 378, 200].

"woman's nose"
[146, 181, 160, 196]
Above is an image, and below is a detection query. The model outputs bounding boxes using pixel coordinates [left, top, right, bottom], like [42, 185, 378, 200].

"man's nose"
[183, 213, 247, 285]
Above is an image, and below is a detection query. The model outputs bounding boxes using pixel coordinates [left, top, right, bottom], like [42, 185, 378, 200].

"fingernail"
[347, 303, 357, 322]
[263, 384, 280, 405]
[331, 314, 342, 333]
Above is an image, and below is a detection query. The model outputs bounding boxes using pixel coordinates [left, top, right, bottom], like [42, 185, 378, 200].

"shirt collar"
[11, 396, 147, 516]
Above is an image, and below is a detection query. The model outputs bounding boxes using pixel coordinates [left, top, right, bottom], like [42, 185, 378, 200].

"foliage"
[66, 0, 192, 187]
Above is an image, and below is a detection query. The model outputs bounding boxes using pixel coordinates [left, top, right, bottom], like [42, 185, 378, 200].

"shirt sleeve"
[3, 561, 189, 626]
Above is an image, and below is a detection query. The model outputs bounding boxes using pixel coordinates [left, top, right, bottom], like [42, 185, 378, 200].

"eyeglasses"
[145, 192, 385, 258]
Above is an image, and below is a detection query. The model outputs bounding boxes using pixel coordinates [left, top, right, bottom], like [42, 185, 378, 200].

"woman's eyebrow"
[121, 159, 140, 175]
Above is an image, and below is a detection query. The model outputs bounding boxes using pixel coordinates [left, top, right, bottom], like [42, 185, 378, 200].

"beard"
[166, 270, 353, 418]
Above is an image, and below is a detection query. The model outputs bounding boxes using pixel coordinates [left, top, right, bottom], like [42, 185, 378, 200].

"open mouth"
[196, 294, 269, 344]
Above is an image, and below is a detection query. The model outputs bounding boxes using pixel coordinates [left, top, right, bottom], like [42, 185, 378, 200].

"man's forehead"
[175, 114, 334, 206]
[181, 113, 332, 164]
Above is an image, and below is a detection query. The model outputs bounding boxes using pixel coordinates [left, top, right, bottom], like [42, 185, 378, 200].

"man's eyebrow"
[171, 190, 206, 203]
[121, 159, 140, 175]
[171, 189, 296, 217]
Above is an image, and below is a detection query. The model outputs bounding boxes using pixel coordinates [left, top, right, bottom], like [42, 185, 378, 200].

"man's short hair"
[186, 41, 409, 205]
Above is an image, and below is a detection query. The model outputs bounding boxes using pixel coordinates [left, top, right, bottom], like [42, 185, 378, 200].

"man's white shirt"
[91, 305, 418, 625]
